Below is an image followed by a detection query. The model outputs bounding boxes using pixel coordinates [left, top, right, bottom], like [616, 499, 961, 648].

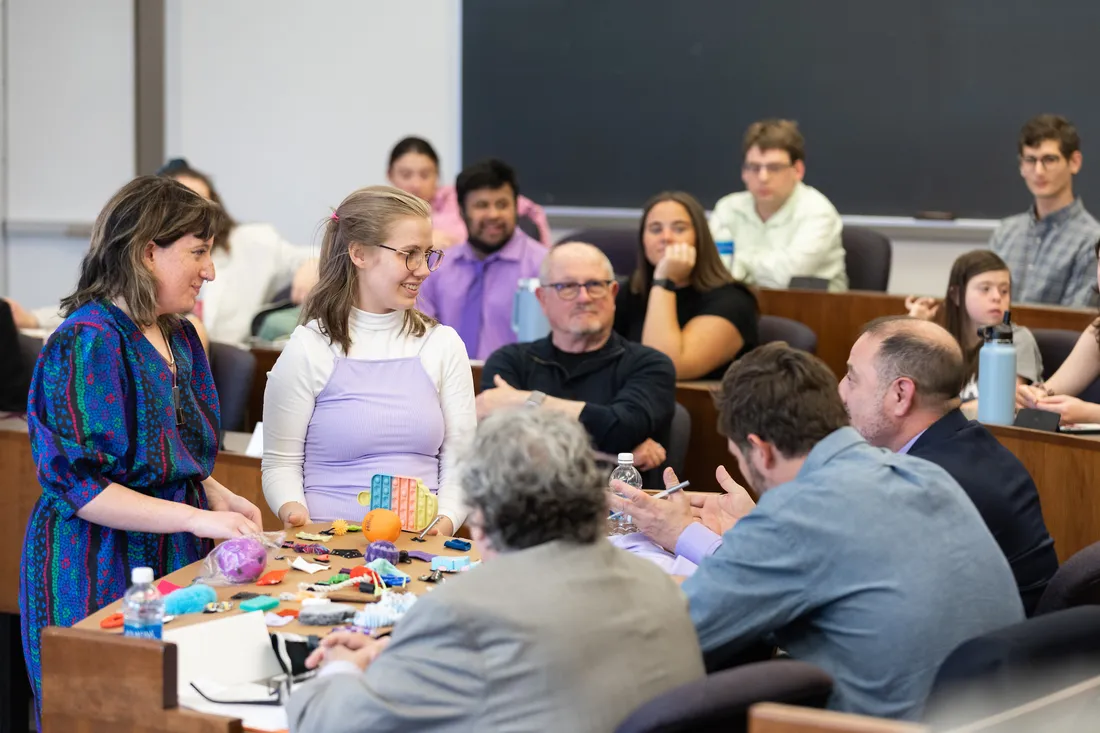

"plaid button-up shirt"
[990, 198, 1100, 307]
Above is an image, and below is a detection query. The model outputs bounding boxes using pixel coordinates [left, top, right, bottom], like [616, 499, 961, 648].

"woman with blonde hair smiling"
[262, 186, 474, 537]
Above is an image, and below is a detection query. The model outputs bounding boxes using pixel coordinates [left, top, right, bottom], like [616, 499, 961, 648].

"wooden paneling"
[40, 627, 240, 733]
[988, 425, 1100, 563]
[749, 703, 926, 732]
[0, 423, 38, 615]
[755, 289, 1095, 379]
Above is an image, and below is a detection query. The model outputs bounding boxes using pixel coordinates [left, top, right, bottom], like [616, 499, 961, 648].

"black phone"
[1013, 408, 1061, 433]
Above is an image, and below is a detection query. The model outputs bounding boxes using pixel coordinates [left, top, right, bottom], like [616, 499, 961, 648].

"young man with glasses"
[417, 159, 547, 359]
[476, 242, 676, 470]
[708, 119, 846, 291]
[990, 114, 1100, 307]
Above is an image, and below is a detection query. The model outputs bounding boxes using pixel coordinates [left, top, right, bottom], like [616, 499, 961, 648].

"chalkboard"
[463, 0, 1100, 219]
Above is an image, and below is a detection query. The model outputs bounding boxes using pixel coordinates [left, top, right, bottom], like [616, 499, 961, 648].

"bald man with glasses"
[477, 242, 677, 471]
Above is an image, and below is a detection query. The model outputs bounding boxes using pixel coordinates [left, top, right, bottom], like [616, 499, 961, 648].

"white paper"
[291, 556, 327, 574]
[245, 422, 264, 457]
[165, 611, 284, 694]
[178, 681, 288, 732]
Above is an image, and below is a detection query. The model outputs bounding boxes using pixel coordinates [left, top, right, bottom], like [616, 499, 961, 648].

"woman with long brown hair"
[19, 176, 263, 719]
[261, 186, 474, 537]
[614, 191, 759, 381]
[906, 250, 1042, 406]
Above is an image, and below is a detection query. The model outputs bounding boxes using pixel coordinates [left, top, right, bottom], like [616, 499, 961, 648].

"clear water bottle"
[122, 567, 164, 640]
[977, 311, 1017, 426]
[608, 453, 643, 535]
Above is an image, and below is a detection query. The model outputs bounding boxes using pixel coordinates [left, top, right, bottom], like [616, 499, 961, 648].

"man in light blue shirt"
[611, 343, 1023, 720]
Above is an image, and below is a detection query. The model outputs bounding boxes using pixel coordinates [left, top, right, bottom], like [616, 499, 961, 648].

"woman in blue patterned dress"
[19, 176, 264, 717]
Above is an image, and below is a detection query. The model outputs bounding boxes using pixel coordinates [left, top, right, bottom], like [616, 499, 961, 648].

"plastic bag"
[194, 531, 286, 585]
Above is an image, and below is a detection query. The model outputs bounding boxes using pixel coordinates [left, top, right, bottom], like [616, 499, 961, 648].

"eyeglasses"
[374, 244, 444, 272]
[742, 162, 794, 176]
[542, 279, 614, 301]
[1019, 154, 1065, 170]
[189, 671, 316, 707]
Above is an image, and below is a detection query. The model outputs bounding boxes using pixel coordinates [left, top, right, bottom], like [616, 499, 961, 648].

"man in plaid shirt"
[991, 114, 1100, 308]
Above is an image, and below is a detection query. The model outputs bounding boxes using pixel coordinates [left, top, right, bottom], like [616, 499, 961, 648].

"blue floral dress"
[19, 301, 220, 713]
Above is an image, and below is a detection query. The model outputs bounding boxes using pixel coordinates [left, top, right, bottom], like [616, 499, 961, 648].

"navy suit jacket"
[909, 409, 1058, 616]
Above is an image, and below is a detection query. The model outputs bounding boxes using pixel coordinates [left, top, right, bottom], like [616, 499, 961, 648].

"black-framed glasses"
[1019, 154, 1065, 170]
[543, 279, 614, 301]
[741, 162, 794, 176]
[189, 671, 316, 707]
[374, 244, 444, 272]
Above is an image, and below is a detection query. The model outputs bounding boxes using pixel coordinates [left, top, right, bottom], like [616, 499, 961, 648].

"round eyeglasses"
[374, 244, 444, 272]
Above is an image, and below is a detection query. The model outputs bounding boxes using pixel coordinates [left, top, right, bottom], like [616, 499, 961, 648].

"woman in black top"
[614, 191, 758, 381]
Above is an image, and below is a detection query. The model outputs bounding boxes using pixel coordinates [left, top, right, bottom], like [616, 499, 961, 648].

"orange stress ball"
[362, 508, 402, 543]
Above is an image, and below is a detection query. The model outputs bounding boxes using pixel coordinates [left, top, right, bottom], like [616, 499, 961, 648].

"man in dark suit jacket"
[840, 316, 1057, 615]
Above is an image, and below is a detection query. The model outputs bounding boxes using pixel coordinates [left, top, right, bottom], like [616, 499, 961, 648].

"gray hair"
[538, 241, 615, 284]
[458, 408, 606, 551]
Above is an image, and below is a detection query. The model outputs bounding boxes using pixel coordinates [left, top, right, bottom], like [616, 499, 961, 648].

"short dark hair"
[743, 119, 806, 164]
[388, 136, 440, 170]
[861, 316, 965, 406]
[455, 158, 520, 209]
[715, 343, 849, 458]
[1018, 114, 1080, 159]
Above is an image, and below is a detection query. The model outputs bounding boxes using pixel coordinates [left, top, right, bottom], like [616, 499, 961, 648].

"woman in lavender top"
[262, 186, 475, 536]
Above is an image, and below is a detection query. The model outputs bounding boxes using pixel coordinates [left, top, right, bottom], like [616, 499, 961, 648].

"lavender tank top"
[303, 352, 445, 522]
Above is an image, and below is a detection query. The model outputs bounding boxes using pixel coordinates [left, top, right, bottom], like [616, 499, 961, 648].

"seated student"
[708, 119, 846, 291]
[840, 316, 1058, 616]
[387, 136, 552, 249]
[615, 191, 759, 380]
[905, 250, 1042, 414]
[1018, 240, 1100, 422]
[289, 408, 703, 733]
[261, 186, 474, 537]
[478, 242, 676, 472]
[990, 114, 1100, 307]
[610, 343, 1023, 720]
[417, 159, 548, 360]
[10, 159, 317, 346]
[0, 299, 33, 413]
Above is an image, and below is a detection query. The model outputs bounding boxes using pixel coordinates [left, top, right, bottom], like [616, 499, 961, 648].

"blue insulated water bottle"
[977, 311, 1017, 426]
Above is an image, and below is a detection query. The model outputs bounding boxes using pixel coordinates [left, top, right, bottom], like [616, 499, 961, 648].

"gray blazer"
[289, 539, 704, 732]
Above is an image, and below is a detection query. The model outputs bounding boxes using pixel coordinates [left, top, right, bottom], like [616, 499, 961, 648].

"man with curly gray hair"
[289, 408, 703, 733]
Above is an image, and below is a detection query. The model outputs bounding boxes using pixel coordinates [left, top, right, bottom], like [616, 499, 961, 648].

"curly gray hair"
[459, 408, 607, 551]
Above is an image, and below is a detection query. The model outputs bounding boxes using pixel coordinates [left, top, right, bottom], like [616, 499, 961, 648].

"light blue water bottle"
[122, 566, 164, 640]
[977, 311, 1017, 426]
[511, 278, 551, 343]
[714, 226, 735, 271]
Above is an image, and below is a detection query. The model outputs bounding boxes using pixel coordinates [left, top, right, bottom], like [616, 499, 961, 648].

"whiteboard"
[7, 0, 134, 223]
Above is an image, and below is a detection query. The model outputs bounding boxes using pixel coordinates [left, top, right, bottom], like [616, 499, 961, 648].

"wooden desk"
[756, 289, 1095, 380]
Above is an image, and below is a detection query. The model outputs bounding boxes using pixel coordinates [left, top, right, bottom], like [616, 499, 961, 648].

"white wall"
[164, 0, 463, 251]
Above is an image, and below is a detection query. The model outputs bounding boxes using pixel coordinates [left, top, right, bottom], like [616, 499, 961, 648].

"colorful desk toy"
[357, 474, 438, 531]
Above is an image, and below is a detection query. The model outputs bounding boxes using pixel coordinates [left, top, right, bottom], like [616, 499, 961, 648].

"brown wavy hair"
[61, 175, 225, 328]
[630, 191, 736, 296]
[300, 185, 436, 354]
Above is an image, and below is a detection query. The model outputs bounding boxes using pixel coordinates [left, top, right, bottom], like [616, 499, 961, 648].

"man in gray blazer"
[288, 409, 705, 733]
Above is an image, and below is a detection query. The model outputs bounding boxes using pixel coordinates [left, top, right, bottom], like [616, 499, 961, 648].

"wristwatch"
[652, 278, 678, 291]
[525, 390, 547, 408]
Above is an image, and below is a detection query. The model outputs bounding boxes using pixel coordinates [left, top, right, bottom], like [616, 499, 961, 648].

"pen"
[609, 480, 690, 521]
[413, 515, 442, 542]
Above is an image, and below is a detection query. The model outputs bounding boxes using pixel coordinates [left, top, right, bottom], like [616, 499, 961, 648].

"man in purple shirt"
[417, 159, 547, 359]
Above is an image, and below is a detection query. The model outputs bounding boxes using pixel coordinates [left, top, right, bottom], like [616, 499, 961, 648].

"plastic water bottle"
[122, 567, 164, 640]
[608, 453, 643, 535]
[714, 226, 735, 271]
[977, 311, 1017, 426]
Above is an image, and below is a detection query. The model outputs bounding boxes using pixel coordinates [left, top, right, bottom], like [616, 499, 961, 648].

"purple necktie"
[458, 260, 486, 358]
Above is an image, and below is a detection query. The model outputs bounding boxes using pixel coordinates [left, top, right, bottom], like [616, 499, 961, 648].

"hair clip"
[330, 210, 339, 222]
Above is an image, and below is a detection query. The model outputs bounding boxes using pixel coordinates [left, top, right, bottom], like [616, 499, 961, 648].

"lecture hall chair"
[841, 225, 893, 292]
[209, 341, 256, 434]
[1031, 328, 1100, 404]
[615, 659, 833, 733]
[924, 606, 1100, 728]
[1035, 540, 1100, 615]
[555, 228, 637, 277]
[757, 315, 818, 354]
